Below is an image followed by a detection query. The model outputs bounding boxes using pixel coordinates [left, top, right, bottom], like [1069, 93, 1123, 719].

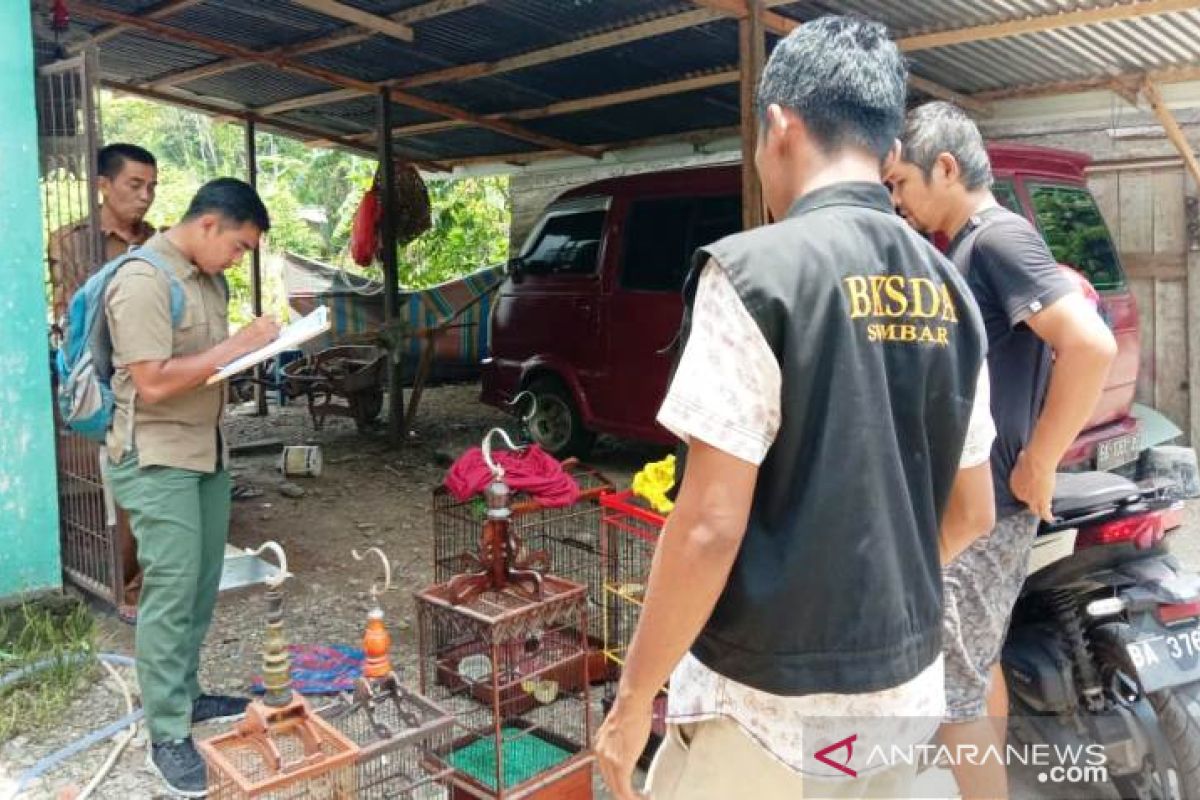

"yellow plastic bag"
[632, 454, 677, 514]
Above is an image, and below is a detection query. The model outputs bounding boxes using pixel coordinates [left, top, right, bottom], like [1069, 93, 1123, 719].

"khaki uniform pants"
[645, 718, 917, 800]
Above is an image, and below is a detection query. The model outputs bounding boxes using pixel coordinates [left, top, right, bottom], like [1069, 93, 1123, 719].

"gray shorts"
[942, 510, 1039, 723]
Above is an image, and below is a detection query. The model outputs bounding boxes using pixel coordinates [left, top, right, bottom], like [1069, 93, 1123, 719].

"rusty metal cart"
[281, 345, 387, 432]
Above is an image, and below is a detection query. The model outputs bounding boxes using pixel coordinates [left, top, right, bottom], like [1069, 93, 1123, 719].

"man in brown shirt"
[48, 142, 158, 321]
[49, 143, 157, 623]
[105, 178, 278, 797]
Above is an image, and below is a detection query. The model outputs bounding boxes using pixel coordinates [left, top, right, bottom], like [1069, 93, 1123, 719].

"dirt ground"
[1, 383, 665, 799]
[2, 383, 1198, 799]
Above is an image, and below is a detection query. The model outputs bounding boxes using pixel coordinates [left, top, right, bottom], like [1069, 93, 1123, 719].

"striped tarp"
[283, 252, 504, 383]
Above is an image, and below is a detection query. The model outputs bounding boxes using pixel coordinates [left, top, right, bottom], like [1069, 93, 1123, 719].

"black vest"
[682, 183, 986, 695]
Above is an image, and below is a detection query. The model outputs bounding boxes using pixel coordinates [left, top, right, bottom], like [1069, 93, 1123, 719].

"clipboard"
[207, 305, 331, 385]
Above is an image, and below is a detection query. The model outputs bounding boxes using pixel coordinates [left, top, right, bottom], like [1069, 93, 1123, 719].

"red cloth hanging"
[349, 183, 382, 267]
[444, 445, 581, 508]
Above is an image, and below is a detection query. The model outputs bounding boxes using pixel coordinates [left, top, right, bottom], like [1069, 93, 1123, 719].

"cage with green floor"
[416, 576, 594, 799]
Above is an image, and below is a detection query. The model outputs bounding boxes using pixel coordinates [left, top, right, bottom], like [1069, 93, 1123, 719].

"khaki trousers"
[645, 718, 917, 800]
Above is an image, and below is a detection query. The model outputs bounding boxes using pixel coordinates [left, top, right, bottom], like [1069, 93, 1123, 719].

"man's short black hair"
[756, 15, 907, 160]
[97, 143, 157, 180]
[182, 177, 271, 232]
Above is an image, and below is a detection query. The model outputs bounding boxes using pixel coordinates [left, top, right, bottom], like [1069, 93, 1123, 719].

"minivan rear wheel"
[525, 377, 595, 459]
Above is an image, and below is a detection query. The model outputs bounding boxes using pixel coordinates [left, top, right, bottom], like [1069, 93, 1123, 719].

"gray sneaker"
[148, 737, 207, 797]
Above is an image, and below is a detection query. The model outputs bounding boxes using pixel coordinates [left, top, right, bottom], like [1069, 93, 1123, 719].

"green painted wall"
[0, 4, 62, 598]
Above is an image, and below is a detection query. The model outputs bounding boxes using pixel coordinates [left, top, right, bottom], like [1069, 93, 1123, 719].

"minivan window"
[621, 195, 742, 292]
[523, 210, 606, 276]
[693, 195, 742, 251]
[993, 180, 1021, 214]
[622, 198, 693, 292]
[1028, 184, 1124, 290]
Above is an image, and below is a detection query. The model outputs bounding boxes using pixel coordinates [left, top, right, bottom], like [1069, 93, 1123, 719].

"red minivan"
[482, 145, 1141, 469]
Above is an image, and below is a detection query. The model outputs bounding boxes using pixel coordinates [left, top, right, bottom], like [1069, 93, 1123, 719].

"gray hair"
[900, 102, 993, 190]
[756, 15, 907, 160]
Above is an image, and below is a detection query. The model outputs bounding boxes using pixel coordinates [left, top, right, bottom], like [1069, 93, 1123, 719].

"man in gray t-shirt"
[889, 102, 1117, 800]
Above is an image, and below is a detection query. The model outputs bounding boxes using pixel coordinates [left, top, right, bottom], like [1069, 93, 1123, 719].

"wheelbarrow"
[281, 345, 387, 432]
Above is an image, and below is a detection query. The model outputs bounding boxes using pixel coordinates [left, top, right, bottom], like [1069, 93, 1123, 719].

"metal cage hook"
[246, 541, 292, 588]
[507, 390, 538, 424]
[481, 427, 524, 481]
[352, 547, 392, 601]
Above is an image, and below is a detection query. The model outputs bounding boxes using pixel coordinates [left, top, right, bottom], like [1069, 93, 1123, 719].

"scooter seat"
[1052, 471, 1140, 519]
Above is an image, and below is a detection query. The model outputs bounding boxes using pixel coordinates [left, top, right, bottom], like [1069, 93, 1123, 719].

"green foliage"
[399, 175, 511, 288]
[97, 92, 510, 321]
[1028, 185, 1122, 290]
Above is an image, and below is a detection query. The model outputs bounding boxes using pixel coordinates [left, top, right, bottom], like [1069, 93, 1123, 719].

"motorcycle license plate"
[1096, 431, 1140, 471]
[1125, 619, 1200, 693]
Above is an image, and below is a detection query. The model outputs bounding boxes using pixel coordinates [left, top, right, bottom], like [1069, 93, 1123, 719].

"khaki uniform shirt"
[48, 214, 155, 319]
[105, 233, 229, 473]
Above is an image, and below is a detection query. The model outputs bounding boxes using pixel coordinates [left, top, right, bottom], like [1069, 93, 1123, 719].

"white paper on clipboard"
[206, 305, 330, 385]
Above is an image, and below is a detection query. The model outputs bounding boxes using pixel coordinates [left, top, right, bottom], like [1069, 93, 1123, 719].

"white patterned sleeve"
[959, 366, 996, 469]
[656, 259, 782, 466]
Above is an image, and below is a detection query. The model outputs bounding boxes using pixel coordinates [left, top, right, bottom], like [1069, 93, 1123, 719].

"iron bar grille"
[38, 52, 123, 607]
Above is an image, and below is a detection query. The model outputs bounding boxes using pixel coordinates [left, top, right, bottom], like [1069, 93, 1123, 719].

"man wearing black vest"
[889, 102, 1118, 800]
[595, 17, 996, 800]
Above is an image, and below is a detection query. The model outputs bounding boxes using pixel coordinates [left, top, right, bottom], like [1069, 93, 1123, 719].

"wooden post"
[377, 88, 405, 443]
[1141, 78, 1200, 445]
[739, 0, 765, 229]
[245, 118, 268, 416]
[1143, 78, 1200, 191]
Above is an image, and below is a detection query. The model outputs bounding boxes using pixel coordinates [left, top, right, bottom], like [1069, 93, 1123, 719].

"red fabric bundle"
[444, 445, 580, 508]
[349, 184, 381, 267]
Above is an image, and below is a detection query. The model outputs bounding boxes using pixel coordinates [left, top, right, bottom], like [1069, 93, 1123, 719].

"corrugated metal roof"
[97, 33, 215, 83]
[908, 9, 1200, 94]
[165, 1, 346, 50]
[185, 65, 338, 109]
[36, 0, 1200, 165]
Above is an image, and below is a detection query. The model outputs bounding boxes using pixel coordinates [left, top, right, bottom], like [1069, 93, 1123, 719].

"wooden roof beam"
[103, 80, 451, 170]
[909, 75, 990, 113]
[1142, 76, 1200, 189]
[68, 0, 205, 53]
[345, 69, 742, 142]
[897, 0, 1200, 52]
[67, 1, 600, 159]
[690, 0, 990, 114]
[286, 0, 413, 43]
[973, 65, 1200, 102]
[690, 0, 799, 35]
[249, 7, 733, 115]
[447, 125, 741, 169]
[449, 130, 740, 169]
[148, 0, 485, 90]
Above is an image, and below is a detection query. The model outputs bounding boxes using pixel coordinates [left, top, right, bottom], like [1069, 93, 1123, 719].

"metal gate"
[37, 51, 126, 607]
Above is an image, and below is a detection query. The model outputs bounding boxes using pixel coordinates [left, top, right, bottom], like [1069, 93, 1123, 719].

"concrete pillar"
[0, 4, 62, 597]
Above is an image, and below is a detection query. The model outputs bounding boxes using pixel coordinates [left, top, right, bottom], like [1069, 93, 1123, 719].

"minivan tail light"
[1156, 600, 1200, 626]
[1075, 513, 1164, 550]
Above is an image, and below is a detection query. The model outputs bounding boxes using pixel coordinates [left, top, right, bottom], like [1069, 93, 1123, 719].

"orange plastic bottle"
[362, 608, 392, 679]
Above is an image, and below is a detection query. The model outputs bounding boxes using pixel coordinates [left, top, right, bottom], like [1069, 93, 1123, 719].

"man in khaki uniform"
[49, 142, 158, 321]
[105, 177, 278, 798]
[50, 143, 157, 621]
